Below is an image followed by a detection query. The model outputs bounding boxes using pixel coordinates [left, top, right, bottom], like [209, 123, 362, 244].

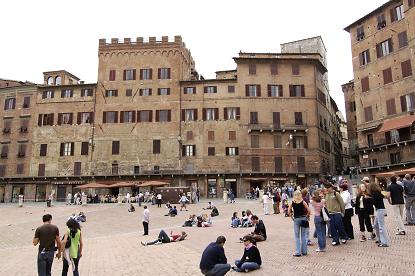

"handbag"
[300, 220, 309, 228]
[62, 233, 71, 249]
[320, 207, 330, 222]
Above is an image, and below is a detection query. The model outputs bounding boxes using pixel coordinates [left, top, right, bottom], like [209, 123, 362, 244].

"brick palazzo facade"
[0, 36, 343, 202]
[344, 0, 415, 177]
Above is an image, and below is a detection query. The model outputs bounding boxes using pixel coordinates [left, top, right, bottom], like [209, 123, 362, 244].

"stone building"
[344, 0, 415, 175]
[342, 80, 359, 166]
[0, 35, 343, 202]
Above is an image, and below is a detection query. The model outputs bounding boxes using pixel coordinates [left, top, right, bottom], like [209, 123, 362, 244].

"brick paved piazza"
[0, 199, 414, 276]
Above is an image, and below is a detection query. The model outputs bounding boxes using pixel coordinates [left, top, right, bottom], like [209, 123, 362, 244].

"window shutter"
[155, 110, 160, 122]
[386, 99, 396, 115]
[292, 137, 297, 148]
[40, 144, 47, 156]
[89, 112, 94, 123]
[202, 109, 206, 120]
[167, 110, 171, 121]
[70, 142, 74, 156]
[193, 109, 198, 120]
[81, 142, 88, 155]
[120, 111, 124, 123]
[112, 141, 120, 155]
[359, 52, 363, 66]
[361, 77, 369, 92]
[192, 145, 196, 156]
[388, 38, 393, 52]
[38, 114, 42, 126]
[204, 86, 208, 93]
[289, 85, 294, 97]
[304, 136, 308, 148]
[400, 95, 407, 112]
[376, 44, 381, 58]
[60, 90, 65, 98]
[114, 90, 118, 97]
[279, 85, 283, 97]
[148, 89, 152, 96]
[140, 69, 143, 80]
[267, 85, 271, 97]
[214, 108, 219, 120]
[149, 110, 153, 122]
[236, 107, 240, 120]
[77, 112, 82, 125]
[301, 85, 305, 97]
[182, 145, 186, 156]
[390, 8, 396, 22]
[60, 143, 64, 156]
[271, 63, 278, 75]
[149, 69, 152, 79]
[224, 108, 228, 120]
[383, 68, 392, 84]
[257, 85, 261, 96]
[57, 114, 62, 125]
[131, 111, 136, 123]
[123, 70, 126, 80]
[133, 69, 136, 80]
[114, 111, 118, 123]
[181, 110, 185, 121]
[103, 112, 107, 123]
[158, 68, 161, 79]
[48, 113, 54, 125]
[38, 164, 45, 176]
[273, 112, 280, 127]
[214, 86, 217, 93]
[402, 60, 412, 78]
[245, 85, 249, 96]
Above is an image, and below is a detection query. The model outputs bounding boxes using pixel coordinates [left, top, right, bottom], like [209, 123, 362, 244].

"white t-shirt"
[157, 194, 162, 200]
[263, 194, 270, 204]
[142, 209, 150, 223]
[341, 191, 352, 209]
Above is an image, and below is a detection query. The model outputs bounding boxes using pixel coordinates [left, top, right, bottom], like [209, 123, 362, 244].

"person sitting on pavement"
[231, 212, 240, 228]
[183, 214, 197, 227]
[141, 230, 187, 246]
[240, 215, 267, 243]
[128, 203, 135, 212]
[211, 206, 219, 217]
[200, 236, 231, 276]
[233, 235, 262, 273]
[170, 206, 178, 217]
[201, 214, 213, 227]
[241, 210, 253, 227]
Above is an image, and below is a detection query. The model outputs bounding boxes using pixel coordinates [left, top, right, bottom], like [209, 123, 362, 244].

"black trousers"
[143, 221, 149, 235]
[62, 257, 80, 276]
[342, 208, 354, 239]
[358, 210, 373, 233]
[157, 199, 162, 207]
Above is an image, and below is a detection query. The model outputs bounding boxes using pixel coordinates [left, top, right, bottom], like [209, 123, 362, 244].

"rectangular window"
[359, 50, 371, 66]
[105, 90, 118, 97]
[58, 113, 73, 125]
[158, 68, 171, 79]
[251, 156, 260, 172]
[186, 131, 193, 140]
[390, 152, 401, 164]
[376, 39, 393, 58]
[1, 145, 8, 158]
[139, 88, 152, 96]
[182, 145, 196, 156]
[134, 166, 140, 174]
[156, 110, 171, 122]
[401, 60, 413, 78]
[123, 69, 136, 80]
[391, 4, 404, 22]
[245, 85, 261, 97]
[137, 110, 152, 122]
[268, 85, 283, 97]
[364, 106, 373, 122]
[112, 163, 118, 175]
[109, 70, 116, 81]
[153, 140, 160, 154]
[40, 144, 47, 156]
[297, 156, 305, 172]
[274, 135, 282, 148]
[17, 144, 27, 157]
[208, 147, 215, 156]
[38, 164, 46, 176]
[16, 164, 24, 175]
[158, 88, 170, 95]
[77, 112, 93, 124]
[293, 136, 308, 149]
[112, 141, 120, 155]
[294, 112, 303, 125]
[273, 112, 280, 128]
[74, 162, 81, 176]
[125, 89, 133, 96]
[81, 88, 93, 97]
[61, 89, 73, 98]
[3, 120, 11, 133]
[275, 157, 283, 173]
[356, 25, 365, 41]
[270, 63, 278, 75]
[226, 147, 239, 156]
[292, 64, 300, 75]
[383, 68, 393, 84]
[224, 107, 240, 120]
[204, 86, 217, 94]
[81, 142, 89, 155]
[182, 109, 197, 121]
[251, 135, 259, 148]
[398, 31, 408, 48]
[20, 119, 29, 133]
[42, 91, 54, 99]
[60, 142, 74, 156]
[229, 131, 236, 140]
[386, 99, 396, 115]
[203, 108, 218, 121]
[4, 98, 16, 110]
[377, 14, 386, 29]
[228, 85, 235, 93]
[38, 113, 54, 126]
[183, 87, 196, 94]
[0, 165, 5, 177]
[400, 93, 415, 112]
[250, 112, 258, 124]
[367, 134, 374, 147]
[120, 111, 135, 123]
[23, 96, 30, 108]
[289, 85, 305, 97]
[361, 77, 369, 92]
[140, 69, 152, 80]
[249, 64, 256, 75]
[318, 90, 326, 106]
[103, 111, 118, 123]
[208, 131, 215, 141]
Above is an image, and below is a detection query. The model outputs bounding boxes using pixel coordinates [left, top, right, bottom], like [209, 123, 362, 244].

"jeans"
[374, 209, 390, 246]
[62, 257, 80, 276]
[293, 217, 309, 255]
[37, 250, 54, 276]
[314, 216, 326, 250]
[329, 213, 348, 243]
[392, 204, 406, 232]
[358, 210, 373, 233]
[342, 208, 354, 239]
[235, 260, 260, 272]
[405, 196, 415, 224]
[143, 221, 149, 235]
[202, 264, 231, 276]
[263, 203, 269, 215]
[147, 230, 170, 245]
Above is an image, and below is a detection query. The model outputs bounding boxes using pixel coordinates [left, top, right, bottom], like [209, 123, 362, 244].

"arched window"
[55, 76, 62, 85]
[47, 76, 54, 85]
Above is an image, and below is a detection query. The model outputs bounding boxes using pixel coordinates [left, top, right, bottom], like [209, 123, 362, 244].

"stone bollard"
[18, 195, 24, 207]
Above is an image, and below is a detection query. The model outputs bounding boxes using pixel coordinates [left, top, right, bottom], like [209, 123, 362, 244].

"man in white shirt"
[263, 193, 270, 215]
[138, 192, 143, 206]
[156, 193, 162, 208]
[126, 192, 131, 204]
[66, 193, 72, 205]
[142, 206, 150, 235]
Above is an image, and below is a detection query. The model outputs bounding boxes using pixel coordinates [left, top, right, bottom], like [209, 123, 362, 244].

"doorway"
[36, 185, 46, 202]
[0, 186, 4, 203]
[12, 185, 25, 203]
[57, 185, 66, 202]
[225, 179, 237, 198]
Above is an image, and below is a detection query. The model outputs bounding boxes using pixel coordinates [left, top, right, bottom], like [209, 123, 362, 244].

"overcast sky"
[0, 0, 387, 116]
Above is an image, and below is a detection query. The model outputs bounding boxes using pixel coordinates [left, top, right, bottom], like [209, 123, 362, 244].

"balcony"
[248, 123, 308, 133]
[358, 136, 415, 153]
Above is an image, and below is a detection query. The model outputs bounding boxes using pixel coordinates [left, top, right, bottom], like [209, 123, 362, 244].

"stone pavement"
[0, 199, 414, 276]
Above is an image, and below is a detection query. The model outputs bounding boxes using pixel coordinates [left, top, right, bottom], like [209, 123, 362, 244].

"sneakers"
[315, 248, 326, 252]
[341, 239, 347, 244]
[331, 241, 340, 246]
[154, 241, 162, 245]
[360, 235, 367, 242]
[368, 233, 376, 240]
[141, 241, 147, 246]
[307, 240, 313, 246]
[378, 243, 389, 247]
[395, 231, 406, 235]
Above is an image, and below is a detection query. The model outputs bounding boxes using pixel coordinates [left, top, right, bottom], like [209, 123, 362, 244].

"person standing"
[142, 206, 150, 236]
[126, 192, 131, 204]
[324, 182, 348, 246]
[61, 218, 83, 276]
[288, 190, 311, 256]
[272, 190, 281, 214]
[156, 193, 162, 208]
[355, 183, 375, 242]
[340, 181, 354, 239]
[66, 193, 72, 205]
[179, 193, 189, 211]
[138, 192, 143, 207]
[368, 182, 390, 247]
[310, 191, 326, 252]
[233, 235, 262, 272]
[262, 193, 270, 215]
[200, 236, 231, 276]
[33, 214, 61, 276]
[386, 176, 406, 235]
[403, 174, 415, 225]
[196, 187, 200, 202]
